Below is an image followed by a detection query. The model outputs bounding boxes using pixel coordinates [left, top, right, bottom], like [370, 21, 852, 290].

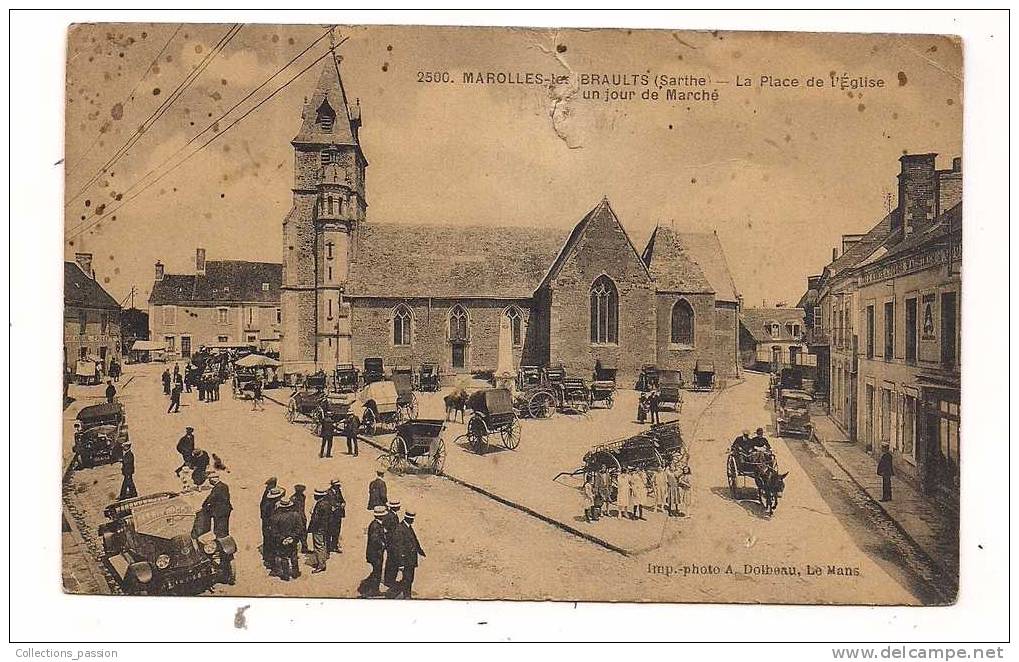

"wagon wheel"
[467, 416, 487, 454]
[285, 399, 297, 424]
[431, 438, 446, 475]
[389, 436, 409, 475]
[528, 391, 556, 419]
[501, 417, 522, 450]
[653, 449, 666, 470]
[726, 455, 738, 499]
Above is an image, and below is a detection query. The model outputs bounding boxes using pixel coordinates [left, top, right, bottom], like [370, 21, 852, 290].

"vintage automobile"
[98, 490, 236, 595]
[775, 389, 814, 437]
[72, 402, 128, 469]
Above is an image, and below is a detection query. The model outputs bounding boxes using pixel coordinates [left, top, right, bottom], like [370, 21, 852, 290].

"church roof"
[346, 223, 570, 299]
[293, 55, 360, 147]
[65, 262, 121, 311]
[642, 226, 740, 302]
[149, 261, 282, 305]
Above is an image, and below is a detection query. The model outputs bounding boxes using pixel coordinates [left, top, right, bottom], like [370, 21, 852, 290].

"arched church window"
[506, 307, 523, 347]
[393, 305, 412, 346]
[590, 276, 618, 345]
[449, 305, 470, 342]
[671, 299, 695, 345]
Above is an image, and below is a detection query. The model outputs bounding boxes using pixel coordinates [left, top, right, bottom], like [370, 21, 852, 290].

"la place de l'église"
[280, 55, 742, 384]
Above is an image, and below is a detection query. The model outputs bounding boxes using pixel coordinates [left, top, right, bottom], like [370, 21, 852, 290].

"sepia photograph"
[6, 7, 1010, 650]
[57, 21, 968, 606]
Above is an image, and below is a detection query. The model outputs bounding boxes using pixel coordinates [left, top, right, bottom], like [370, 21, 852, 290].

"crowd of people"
[583, 456, 693, 522]
[255, 470, 425, 598]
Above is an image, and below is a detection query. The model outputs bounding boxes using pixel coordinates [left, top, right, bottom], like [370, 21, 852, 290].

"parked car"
[72, 402, 128, 469]
[98, 490, 236, 595]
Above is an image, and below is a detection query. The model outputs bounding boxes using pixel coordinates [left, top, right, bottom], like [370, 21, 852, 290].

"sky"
[63, 23, 962, 309]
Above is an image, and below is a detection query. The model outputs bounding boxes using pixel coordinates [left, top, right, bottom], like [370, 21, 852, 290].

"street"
[63, 365, 931, 604]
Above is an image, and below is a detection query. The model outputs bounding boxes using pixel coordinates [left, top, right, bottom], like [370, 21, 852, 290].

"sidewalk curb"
[809, 430, 955, 590]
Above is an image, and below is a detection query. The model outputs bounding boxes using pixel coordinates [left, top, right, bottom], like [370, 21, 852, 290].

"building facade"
[738, 307, 813, 372]
[280, 57, 742, 383]
[803, 153, 961, 507]
[148, 249, 283, 359]
[64, 254, 123, 373]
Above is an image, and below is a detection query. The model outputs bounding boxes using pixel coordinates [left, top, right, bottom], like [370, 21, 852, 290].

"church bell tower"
[281, 47, 367, 376]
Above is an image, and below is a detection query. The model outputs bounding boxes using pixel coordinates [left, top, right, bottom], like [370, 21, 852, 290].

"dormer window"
[317, 101, 336, 132]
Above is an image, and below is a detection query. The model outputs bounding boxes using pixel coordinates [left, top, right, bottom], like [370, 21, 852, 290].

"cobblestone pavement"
[63, 364, 927, 604]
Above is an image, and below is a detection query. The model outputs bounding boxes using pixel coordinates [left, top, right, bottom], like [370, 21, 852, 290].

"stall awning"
[131, 340, 166, 352]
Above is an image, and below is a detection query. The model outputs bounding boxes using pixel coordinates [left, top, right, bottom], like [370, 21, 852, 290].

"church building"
[280, 56, 742, 383]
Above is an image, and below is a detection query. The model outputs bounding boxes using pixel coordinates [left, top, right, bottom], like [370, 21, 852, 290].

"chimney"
[937, 156, 963, 216]
[154, 261, 164, 282]
[75, 253, 94, 279]
[832, 247, 838, 263]
[896, 153, 938, 236]
[195, 248, 207, 276]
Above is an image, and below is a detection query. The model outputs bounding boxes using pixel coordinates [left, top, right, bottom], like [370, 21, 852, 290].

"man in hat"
[175, 427, 195, 476]
[292, 484, 309, 553]
[319, 408, 334, 458]
[344, 412, 360, 456]
[648, 388, 661, 424]
[730, 429, 756, 462]
[167, 379, 183, 414]
[360, 505, 389, 597]
[161, 368, 172, 395]
[877, 444, 895, 502]
[391, 510, 426, 599]
[752, 427, 772, 451]
[307, 488, 332, 573]
[105, 379, 117, 404]
[367, 470, 388, 511]
[260, 478, 281, 570]
[327, 479, 346, 553]
[118, 441, 137, 500]
[382, 500, 402, 588]
[194, 471, 232, 537]
[269, 497, 304, 581]
[188, 447, 210, 487]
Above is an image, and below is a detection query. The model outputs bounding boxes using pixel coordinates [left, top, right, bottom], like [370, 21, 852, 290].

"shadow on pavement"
[709, 486, 770, 519]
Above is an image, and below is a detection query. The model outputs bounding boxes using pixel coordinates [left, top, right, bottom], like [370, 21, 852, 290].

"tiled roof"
[826, 211, 895, 278]
[293, 57, 359, 147]
[65, 262, 120, 310]
[740, 307, 805, 344]
[643, 226, 740, 302]
[149, 261, 282, 305]
[346, 223, 570, 299]
[875, 203, 961, 263]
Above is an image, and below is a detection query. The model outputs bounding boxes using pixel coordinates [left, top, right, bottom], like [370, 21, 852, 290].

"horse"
[753, 465, 788, 516]
[443, 389, 468, 423]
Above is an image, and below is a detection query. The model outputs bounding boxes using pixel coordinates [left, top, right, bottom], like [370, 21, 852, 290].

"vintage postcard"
[61, 23, 962, 605]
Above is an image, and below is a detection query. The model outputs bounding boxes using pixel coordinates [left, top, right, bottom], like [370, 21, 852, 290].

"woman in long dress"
[615, 470, 630, 519]
[653, 469, 668, 513]
[665, 466, 680, 516]
[677, 466, 693, 517]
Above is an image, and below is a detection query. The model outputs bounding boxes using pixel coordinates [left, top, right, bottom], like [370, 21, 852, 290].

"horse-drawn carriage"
[417, 363, 440, 392]
[231, 369, 259, 399]
[363, 358, 385, 386]
[691, 361, 716, 391]
[359, 380, 405, 435]
[377, 419, 447, 475]
[516, 365, 543, 390]
[658, 369, 684, 412]
[775, 389, 814, 437]
[285, 385, 327, 427]
[462, 388, 521, 454]
[559, 377, 591, 414]
[590, 364, 617, 409]
[514, 366, 558, 419]
[636, 364, 659, 392]
[556, 421, 686, 479]
[392, 372, 419, 420]
[726, 444, 787, 516]
[333, 363, 360, 393]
